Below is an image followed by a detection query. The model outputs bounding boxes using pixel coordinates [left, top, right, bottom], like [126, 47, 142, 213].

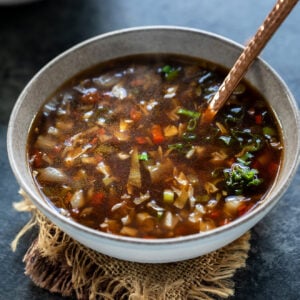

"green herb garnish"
[161, 65, 180, 81]
[223, 162, 263, 195]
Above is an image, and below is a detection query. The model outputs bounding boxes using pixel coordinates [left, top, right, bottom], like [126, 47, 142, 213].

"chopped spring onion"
[177, 108, 200, 119]
[168, 143, 184, 151]
[138, 152, 149, 161]
[187, 118, 198, 131]
[263, 126, 276, 137]
[163, 189, 175, 203]
[236, 151, 254, 165]
[161, 65, 180, 81]
[182, 132, 197, 141]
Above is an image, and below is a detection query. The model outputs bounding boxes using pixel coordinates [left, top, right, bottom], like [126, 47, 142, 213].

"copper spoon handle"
[201, 0, 299, 124]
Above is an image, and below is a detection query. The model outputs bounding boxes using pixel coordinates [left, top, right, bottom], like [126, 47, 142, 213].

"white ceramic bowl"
[7, 26, 300, 263]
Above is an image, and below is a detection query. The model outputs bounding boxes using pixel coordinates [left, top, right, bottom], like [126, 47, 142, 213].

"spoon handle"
[201, 0, 299, 124]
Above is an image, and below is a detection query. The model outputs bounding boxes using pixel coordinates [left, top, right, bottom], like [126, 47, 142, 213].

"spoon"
[201, 0, 299, 124]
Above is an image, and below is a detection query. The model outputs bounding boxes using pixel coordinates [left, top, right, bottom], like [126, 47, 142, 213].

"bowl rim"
[7, 25, 300, 247]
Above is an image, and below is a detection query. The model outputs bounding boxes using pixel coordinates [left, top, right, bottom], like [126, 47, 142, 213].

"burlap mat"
[12, 190, 251, 300]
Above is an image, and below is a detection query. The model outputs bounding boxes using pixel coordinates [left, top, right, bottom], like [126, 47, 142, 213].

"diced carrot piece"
[238, 203, 253, 217]
[65, 191, 73, 204]
[32, 150, 43, 168]
[255, 114, 263, 125]
[151, 124, 165, 144]
[209, 210, 221, 219]
[130, 108, 142, 122]
[95, 154, 103, 163]
[98, 128, 106, 135]
[135, 136, 147, 144]
[90, 192, 104, 206]
[90, 137, 98, 145]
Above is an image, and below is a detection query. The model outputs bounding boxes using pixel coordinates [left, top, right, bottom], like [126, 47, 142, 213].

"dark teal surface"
[1, 1, 299, 299]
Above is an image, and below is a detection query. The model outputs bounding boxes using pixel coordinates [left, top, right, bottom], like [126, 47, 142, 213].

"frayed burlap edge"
[12, 189, 250, 300]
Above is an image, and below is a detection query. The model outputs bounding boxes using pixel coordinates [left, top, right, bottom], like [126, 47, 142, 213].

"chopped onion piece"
[58, 208, 70, 217]
[174, 171, 189, 186]
[111, 202, 124, 212]
[165, 106, 180, 121]
[119, 119, 129, 132]
[215, 122, 228, 134]
[199, 219, 216, 232]
[128, 147, 141, 189]
[147, 200, 164, 213]
[188, 185, 196, 207]
[42, 153, 53, 165]
[80, 207, 94, 217]
[207, 199, 218, 208]
[225, 195, 246, 202]
[121, 193, 131, 200]
[83, 110, 94, 120]
[47, 126, 59, 136]
[100, 218, 121, 233]
[224, 195, 246, 216]
[136, 212, 152, 223]
[133, 191, 150, 205]
[70, 190, 85, 209]
[185, 147, 196, 159]
[121, 215, 132, 225]
[204, 182, 218, 194]
[146, 158, 173, 184]
[188, 213, 200, 223]
[37, 167, 69, 183]
[56, 120, 74, 131]
[117, 152, 130, 160]
[65, 144, 92, 166]
[120, 226, 138, 237]
[163, 125, 178, 137]
[136, 212, 155, 232]
[173, 186, 189, 209]
[93, 74, 120, 88]
[35, 135, 57, 150]
[162, 211, 179, 229]
[114, 130, 130, 141]
[164, 86, 177, 99]
[195, 203, 206, 214]
[112, 84, 127, 99]
[146, 99, 159, 111]
[210, 150, 228, 162]
[96, 161, 112, 177]
[81, 156, 98, 165]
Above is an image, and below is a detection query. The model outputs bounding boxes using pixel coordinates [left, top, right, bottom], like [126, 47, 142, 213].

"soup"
[28, 54, 282, 238]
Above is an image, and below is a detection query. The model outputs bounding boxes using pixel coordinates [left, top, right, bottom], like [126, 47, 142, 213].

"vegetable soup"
[28, 54, 282, 238]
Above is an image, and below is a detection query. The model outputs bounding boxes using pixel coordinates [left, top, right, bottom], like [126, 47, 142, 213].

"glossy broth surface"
[28, 54, 282, 238]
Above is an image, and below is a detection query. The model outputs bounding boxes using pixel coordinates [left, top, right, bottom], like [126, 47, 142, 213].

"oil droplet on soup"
[27, 54, 283, 238]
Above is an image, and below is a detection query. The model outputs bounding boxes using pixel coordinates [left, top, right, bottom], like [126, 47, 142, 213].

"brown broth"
[27, 54, 283, 238]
